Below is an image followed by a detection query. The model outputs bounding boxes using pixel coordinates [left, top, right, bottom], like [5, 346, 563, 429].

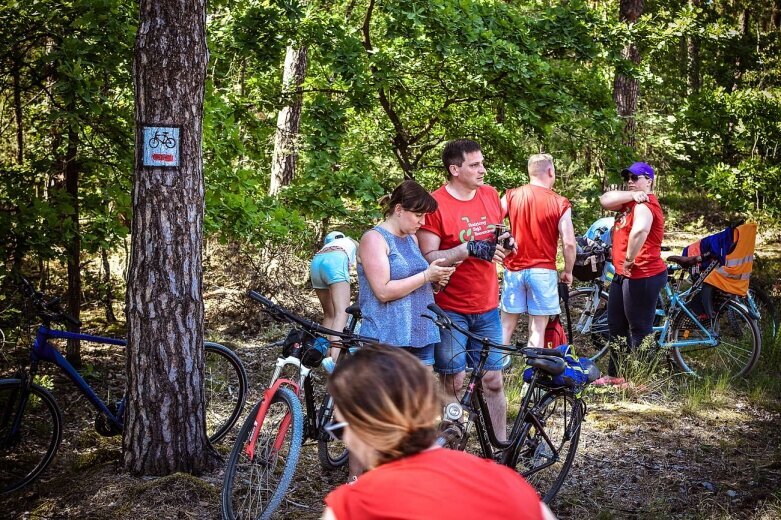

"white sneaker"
[321, 357, 336, 374]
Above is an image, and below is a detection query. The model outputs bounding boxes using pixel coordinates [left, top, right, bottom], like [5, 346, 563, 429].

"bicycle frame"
[572, 280, 606, 336]
[28, 326, 126, 431]
[655, 261, 721, 350]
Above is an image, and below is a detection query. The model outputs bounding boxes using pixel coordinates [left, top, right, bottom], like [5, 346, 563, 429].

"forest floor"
[2, 230, 780, 519]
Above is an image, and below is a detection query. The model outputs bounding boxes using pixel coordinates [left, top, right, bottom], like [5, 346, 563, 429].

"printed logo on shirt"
[458, 215, 491, 243]
[615, 207, 630, 231]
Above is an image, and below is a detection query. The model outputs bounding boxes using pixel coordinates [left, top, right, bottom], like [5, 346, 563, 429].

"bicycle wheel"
[316, 393, 348, 470]
[512, 391, 582, 504]
[565, 287, 610, 361]
[746, 282, 778, 341]
[0, 379, 63, 494]
[221, 387, 303, 520]
[204, 342, 248, 444]
[670, 300, 761, 378]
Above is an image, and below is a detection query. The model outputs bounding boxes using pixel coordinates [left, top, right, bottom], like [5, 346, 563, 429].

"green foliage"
[2, 0, 780, 277]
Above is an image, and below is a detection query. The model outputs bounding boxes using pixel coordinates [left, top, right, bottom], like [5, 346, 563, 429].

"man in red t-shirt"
[417, 139, 513, 441]
[500, 154, 576, 349]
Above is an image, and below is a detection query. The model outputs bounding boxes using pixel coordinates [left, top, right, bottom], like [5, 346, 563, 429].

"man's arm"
[417, 229, 469, 265]
[599, 190, 647, 211]
[557, 208, 576, 285]
[500, 193, 508, 219]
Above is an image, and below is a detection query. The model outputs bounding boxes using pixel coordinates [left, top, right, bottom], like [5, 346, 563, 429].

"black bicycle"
[221, 291, 375, 520]
[424, 303, 589, 504]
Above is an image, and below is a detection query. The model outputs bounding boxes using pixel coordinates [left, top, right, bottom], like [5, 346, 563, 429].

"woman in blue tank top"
[358, 180, 456, 366]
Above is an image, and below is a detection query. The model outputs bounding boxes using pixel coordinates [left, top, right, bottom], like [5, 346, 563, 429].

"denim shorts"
[434, 308, 505, 374]
[310, 251, 349, 289]
[500, 268, 560, 315]
[399, 343, 436, 367]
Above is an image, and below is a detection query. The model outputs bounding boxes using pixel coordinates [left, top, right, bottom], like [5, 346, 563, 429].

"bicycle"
[221, 291, 375, 520]
[148, 130, 177, 149]
[0, 276, 248, 494]
[570, 253, 762, 378]
[423, 303, 588, 504]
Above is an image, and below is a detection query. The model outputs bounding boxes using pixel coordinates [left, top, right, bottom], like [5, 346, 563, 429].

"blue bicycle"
[0, 275, 248, 494]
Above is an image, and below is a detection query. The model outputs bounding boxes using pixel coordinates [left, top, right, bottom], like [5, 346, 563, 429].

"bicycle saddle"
[345, 304, 361, 318]
[524, 347, 565, 358]
[667, 255, 700, 268]
[526, 356, 566, 376]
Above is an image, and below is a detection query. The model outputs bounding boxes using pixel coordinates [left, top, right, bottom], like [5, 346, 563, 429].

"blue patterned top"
[357, 226, 439, 348]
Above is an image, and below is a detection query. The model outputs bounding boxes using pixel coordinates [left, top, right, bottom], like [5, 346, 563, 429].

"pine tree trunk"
[613, 0, 644, 148]
[101, 247, 117, 323]
[686, 0, 701, 95]
[64, 125, 82, 368]
[124, 0, 214, 475]
[13, 62, 23, 164]
[269, 44, 308, 195]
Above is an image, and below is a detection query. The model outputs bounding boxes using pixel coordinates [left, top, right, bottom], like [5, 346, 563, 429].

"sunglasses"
[622, 173, 649, 182]
[324, 420, 348, 441]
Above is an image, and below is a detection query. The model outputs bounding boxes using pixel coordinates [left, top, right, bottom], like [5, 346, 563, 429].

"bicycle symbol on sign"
[148, 131, 177, 149]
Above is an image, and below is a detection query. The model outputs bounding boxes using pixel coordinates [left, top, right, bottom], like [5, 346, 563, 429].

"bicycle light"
[444, 402, 463, 421]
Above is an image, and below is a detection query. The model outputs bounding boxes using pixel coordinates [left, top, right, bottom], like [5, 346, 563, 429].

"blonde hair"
[327, 344, 441, 467]
[528, 153, 554, 176]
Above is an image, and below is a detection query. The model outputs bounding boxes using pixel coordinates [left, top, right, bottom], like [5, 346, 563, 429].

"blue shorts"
[434, 309, 505, 374]
[310, 251, 349, 289]
[500, 268, 560, 316]
[399, 343, 436, 367]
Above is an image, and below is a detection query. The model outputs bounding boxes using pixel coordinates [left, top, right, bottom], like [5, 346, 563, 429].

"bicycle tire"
[316, 393, 348, 470]
[512, 391, 582, 504]
[0, 379, 63, 494]
[204, 342, 248, 444]
[670, 300, 761, 378]
[564, 287, 610, 362]
[221, 387, 303, 520]
[746, 281, 778, 340]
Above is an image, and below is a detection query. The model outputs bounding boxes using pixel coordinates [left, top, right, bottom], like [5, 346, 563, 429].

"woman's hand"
[425, 258, 456, 285]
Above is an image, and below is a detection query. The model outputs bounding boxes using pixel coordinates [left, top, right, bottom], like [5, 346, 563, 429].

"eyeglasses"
[622, 173, 649, 182]
[324, 420, 348, 441]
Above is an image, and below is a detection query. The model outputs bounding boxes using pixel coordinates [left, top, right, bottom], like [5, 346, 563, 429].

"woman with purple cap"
[311, 230, 358, 371]
[596, 162, 667, 385]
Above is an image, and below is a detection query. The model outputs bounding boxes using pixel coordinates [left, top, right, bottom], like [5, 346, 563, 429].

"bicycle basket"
[573, 236, 608, 282]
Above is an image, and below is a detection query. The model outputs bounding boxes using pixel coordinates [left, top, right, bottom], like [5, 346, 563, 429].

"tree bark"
[13, 61, 24, 165]
[64, 124, 82, 367]
[269, 44, 309, 195]
[687, 0, 701, 95]
[613, 0, 644, 149]
[101, 247, 117, 323]
[124, 0, 214, 475]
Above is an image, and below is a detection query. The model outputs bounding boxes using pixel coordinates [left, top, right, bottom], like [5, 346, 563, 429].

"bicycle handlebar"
[17, 274, 82, 328]
[423, 303, 564, 359]
[247, 290, 377, 344]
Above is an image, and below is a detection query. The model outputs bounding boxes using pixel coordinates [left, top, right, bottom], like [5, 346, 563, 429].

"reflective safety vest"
[704, 222, 757, 297]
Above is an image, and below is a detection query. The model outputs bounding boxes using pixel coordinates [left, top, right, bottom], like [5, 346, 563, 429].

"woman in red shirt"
[597, 162, 667, 385]
[322, 343, 556, 520]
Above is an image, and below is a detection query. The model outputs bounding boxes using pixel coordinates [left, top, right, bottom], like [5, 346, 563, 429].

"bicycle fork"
[244, 357, 306, 460]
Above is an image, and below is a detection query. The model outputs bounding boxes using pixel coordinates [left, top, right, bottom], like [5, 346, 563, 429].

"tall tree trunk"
[125, 0, 214, 475]
[64, 124, 82, 367]
[269, 45, 308, 195]
[613, 0, 644, 149]
[13, 62, 24, 164]
[724, 8, 750, 163]
[687, 0, 701, 95]
[101, 247, 117, 323]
